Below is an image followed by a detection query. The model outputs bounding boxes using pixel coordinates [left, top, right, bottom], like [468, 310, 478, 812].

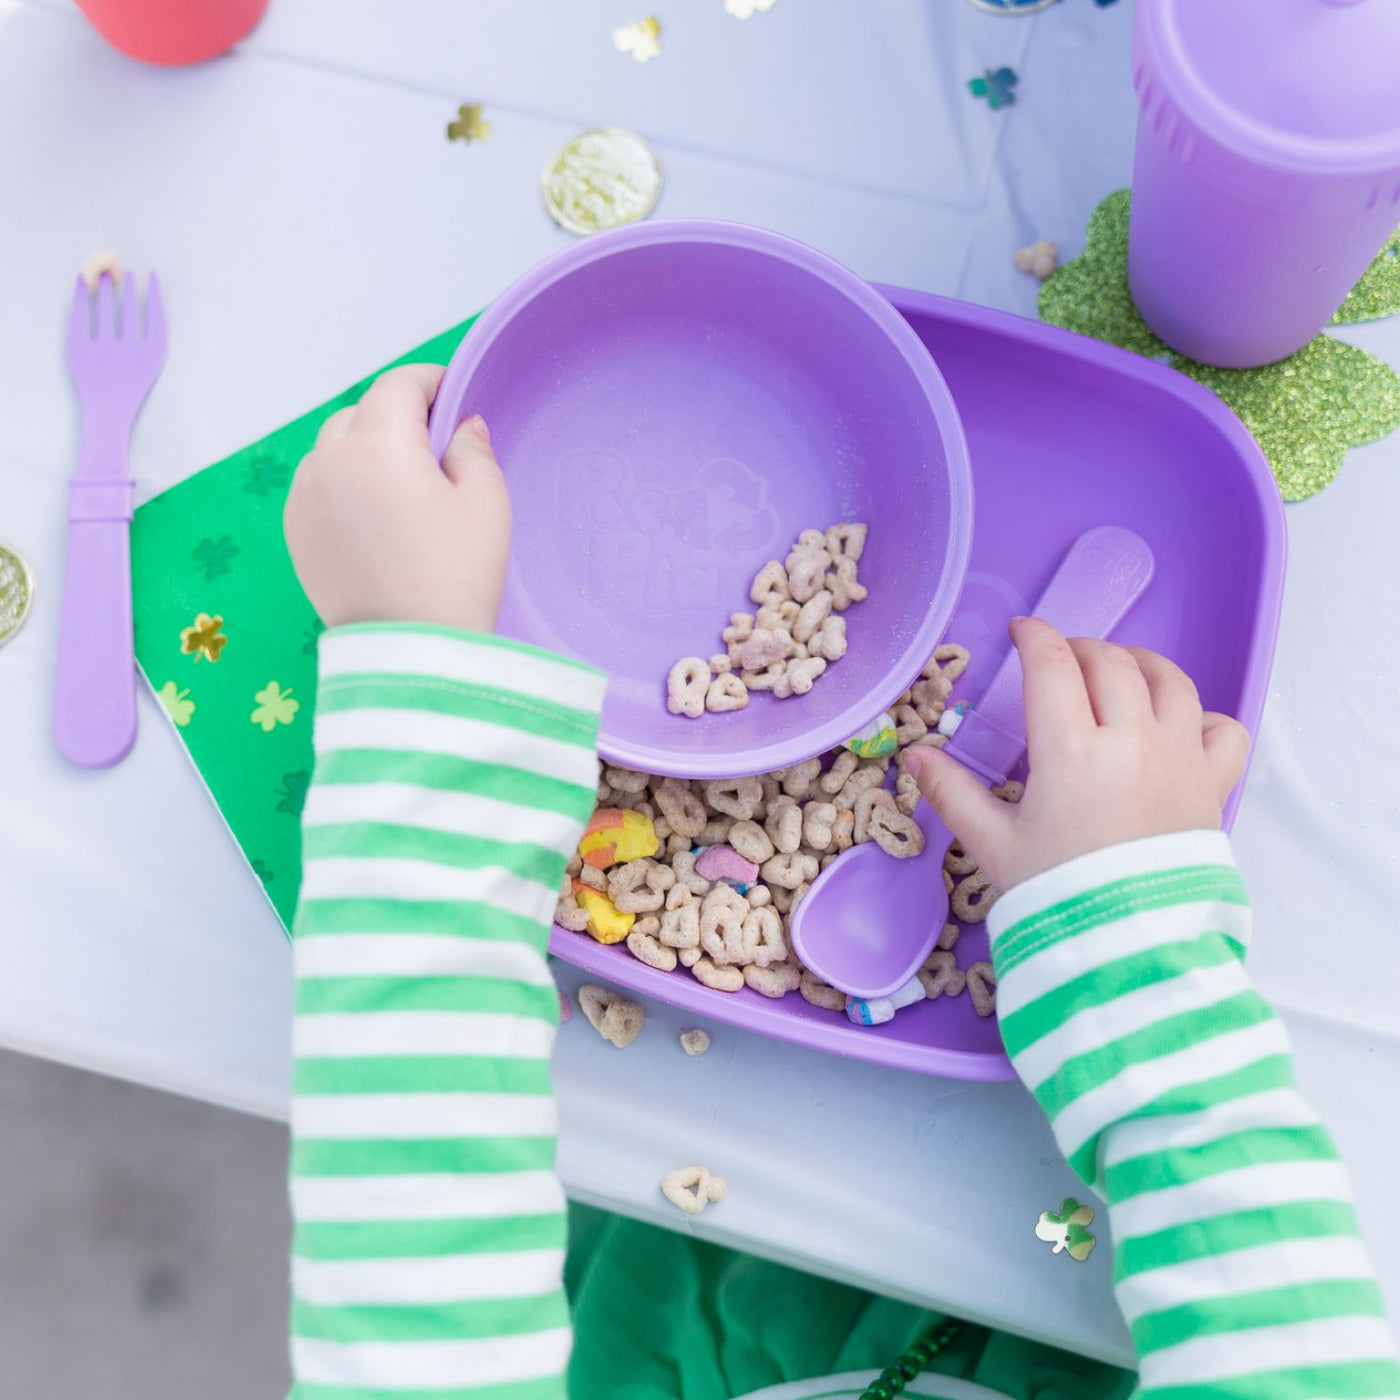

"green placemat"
[131, 316, 478, 931]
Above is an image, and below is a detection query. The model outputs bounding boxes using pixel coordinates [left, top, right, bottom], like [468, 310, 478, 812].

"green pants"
[566, 1206, 1134, 1400]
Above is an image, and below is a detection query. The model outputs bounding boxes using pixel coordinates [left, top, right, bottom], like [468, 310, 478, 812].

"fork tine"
[143, 272, 166, 347]
[66, 275, 91, 353]
[120, 270, 138, 339]
[95, 271, 116, 340]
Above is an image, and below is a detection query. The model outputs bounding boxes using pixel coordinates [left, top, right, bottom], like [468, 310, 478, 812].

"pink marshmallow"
[695, 843, 760, 886]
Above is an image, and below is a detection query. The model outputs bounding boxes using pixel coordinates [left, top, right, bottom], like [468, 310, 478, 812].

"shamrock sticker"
[969, 67, 1018, 111]
[613, 16, 661, 62]
[251, 681, 300, 732]
[191, 535, 240, 581]
[1040, 190, 1400, 500]
[156, 682, 195, 728]
[447, 103, 491, 144]
[180, 612, 228, 663]
[1035, 1197, 1097, 1263]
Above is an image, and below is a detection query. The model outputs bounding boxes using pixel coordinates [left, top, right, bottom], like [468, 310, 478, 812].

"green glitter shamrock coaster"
[1039, 190, 1400, 501]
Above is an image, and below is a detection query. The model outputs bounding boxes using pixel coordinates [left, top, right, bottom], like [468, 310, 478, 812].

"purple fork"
[56, 270, 167, 767]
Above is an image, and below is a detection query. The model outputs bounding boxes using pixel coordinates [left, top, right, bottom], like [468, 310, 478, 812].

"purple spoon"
[791, 526, 1155, 1001]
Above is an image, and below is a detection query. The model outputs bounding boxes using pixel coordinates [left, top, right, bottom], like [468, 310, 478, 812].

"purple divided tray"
[550, 286, 1286, 1081]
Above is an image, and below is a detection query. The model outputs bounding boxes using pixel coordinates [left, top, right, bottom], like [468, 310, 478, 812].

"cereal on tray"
[666, 524, 870, 719]
[556, 639, 1006, 1025]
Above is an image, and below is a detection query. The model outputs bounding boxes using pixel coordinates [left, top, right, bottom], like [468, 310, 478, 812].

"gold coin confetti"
[446, 103, 491, 145]
[613, 16, 662, 62]
[541, 128, 662, 236]
[0, 542, 34, 647]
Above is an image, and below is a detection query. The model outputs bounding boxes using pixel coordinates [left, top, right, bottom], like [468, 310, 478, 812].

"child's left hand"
[284, 364, 510, 634]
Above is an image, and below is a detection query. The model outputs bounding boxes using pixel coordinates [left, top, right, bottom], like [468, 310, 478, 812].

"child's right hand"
[904, 617, 1251, 893]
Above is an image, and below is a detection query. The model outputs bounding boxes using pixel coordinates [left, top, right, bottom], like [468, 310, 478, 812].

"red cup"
[73, 0, 269, 65]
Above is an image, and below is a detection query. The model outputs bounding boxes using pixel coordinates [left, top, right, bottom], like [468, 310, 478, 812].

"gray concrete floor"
[0, 1048, 291, 1398]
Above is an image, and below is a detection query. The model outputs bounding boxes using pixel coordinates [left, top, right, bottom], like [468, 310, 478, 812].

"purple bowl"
[428, 220, 973, 778]
[549, 285, 1286, 1081]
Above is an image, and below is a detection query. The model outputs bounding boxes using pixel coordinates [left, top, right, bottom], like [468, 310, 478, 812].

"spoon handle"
[949, 526, 1155, 786]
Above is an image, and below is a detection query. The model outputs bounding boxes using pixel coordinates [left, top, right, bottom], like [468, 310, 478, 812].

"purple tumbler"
[1129, 0, 1400, 368]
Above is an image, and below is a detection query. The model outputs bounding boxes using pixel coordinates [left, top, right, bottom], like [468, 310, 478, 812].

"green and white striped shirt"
[289, 625, 1399, 1399]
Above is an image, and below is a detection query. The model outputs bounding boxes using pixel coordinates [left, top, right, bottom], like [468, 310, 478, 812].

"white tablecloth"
[3, 0, 1398, 1368]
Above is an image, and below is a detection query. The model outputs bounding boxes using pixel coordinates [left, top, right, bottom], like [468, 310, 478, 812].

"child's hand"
[284, 365, 509, 634]
[904, 618, 1250, 892]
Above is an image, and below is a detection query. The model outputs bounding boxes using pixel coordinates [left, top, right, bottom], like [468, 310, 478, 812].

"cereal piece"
[745, 961, 801, 998]
[792, 589, 833, 644]
[869, 804, 926, 859]
[680, 1028, 711, 1056]
[944, 868, 955, 894]
[667, 657, 712, 718]
[750, 560, 790, 607]
[654, 783, 707, 840]
[755, 600, 800, 634]
[742, 905, 787, 967]
[930, 643, 970, 681]
[739, 628, 789, 672]
[633, 914, 661, 938]
[678, 946, 703, 967]
[966, 962, 997, 1017]
[746, 883, 773, 908]
[580, 808, 661, 869]
[659, 899, 701, 949]
[576, 886, 635, 944]
[853, 787, 897, 844]
[728, 819, 774, 865]
[833, 762, 886, 812]
[764, 798, 803, 854]
[895, 773, 921, 816]
[703, 777, 763, 821]
[943, 840, 978, 877]
[824, 522, 868, 563]
[812, 615, 848, 662]
[661, 1165, 727, 1215]
[577, 863, 607, 892]
[699, 897, 748, 966]
[951, 871, 999, 924]
[722, 612, 754, 646]
[761, 851, 819, 890]
[786, 549, 831, 603]
[565, 852, 583, 877]
[1015, 240, 1057, 280]
[667, 831, 692, 856]
[742, 663, 787, 692]
[891, 703, 927, 746]
[937, 922, 960, 951]
[821, 750, 859, 794]
[605, 767, 649, 794]
[554, 886, 592, 932]
[669, 852, 710, 897]
[772, 656, 827, 699]
[802, 801, 837, 852]
[699, 816, 734, 846]
[911, 675, 953, 727]
[708, 653, 733, 676]
[627, 926, 678, 971]
[703, 673, 748, 713]
[608, 858, 675, 914]
[917, 949, 966, 1000]
[826, 557, 867, 611]
[579, 985, 646, 1047]
[691, 956, 744, 992]
[800, 971, 847, 1011]
[991, 780, 1025, 804]
[831, 808, 855, 852]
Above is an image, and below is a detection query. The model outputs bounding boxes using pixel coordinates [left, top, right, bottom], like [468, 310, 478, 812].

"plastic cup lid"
[1138, 0, 1400, 175]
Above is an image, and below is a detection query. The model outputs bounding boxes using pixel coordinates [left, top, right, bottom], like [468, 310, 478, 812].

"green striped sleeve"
[988, 831, 1400, 1398]
[289, 624, 604, 1399]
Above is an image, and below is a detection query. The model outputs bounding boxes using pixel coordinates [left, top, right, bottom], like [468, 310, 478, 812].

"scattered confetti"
[724, 0, 777, 18]
[275, 770, 311, 816]
[1036, 1197, 1097, 1262]
[156, 681, 195, 727]
[1040, 190, 1400, 499]
[613, 16, 661, 62]
[542, 128, 662, 236]
[251, 680, 300, 731]
[191, 535, 240, 581]
[1015, 240, 1058, 280]
[180, 612, 228, 663]
[446, 103, 491, 144]
[0, 542, 34, 647]
[969, 67, 1018, 110]
[80, 249, 124, 292]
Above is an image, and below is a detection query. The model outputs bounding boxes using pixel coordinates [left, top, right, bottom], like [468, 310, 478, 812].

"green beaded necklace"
[859, 1319, 962, 1400]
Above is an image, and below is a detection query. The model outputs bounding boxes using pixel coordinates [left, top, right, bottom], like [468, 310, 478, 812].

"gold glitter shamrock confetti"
[252, 680, 301, 733]
[1040, 190, 1400, 501]
[613, 16, 661, 62]
[157, 682, 195, 728]
[180, 612, 228, 663]
[446, 103, 491, 145]
[1333, 225, 1400, 326]
[725, 0, 777, 18]
[251, 681, 300, 732]
[1035, 1197, 1097, 1263]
